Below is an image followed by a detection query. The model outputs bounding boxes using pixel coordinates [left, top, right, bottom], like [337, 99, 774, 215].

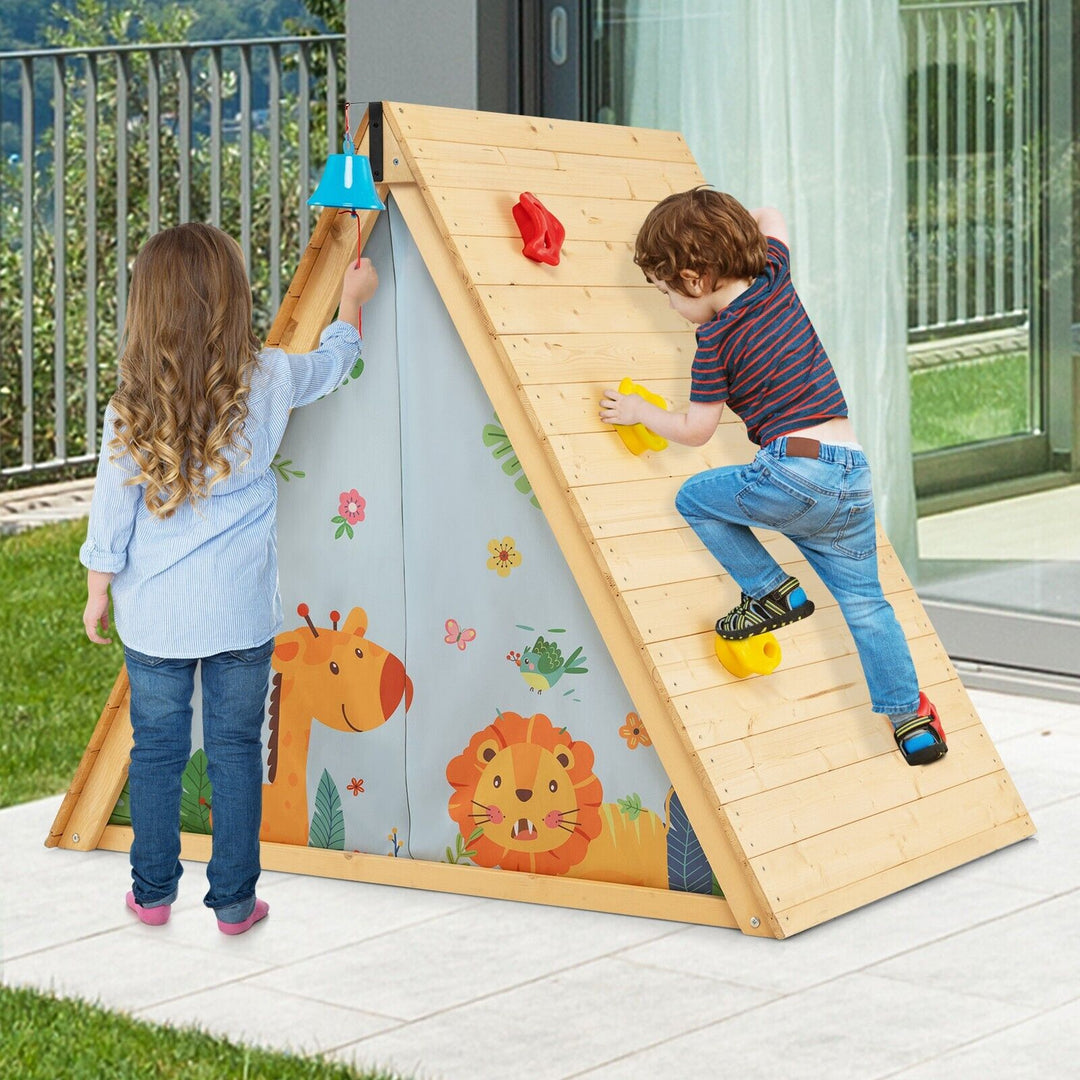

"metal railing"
[901, 0, 1031, 341]
[0, 33, 345, 481]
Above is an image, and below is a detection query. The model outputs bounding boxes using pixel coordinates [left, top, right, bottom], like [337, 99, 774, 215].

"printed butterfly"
[444, 618, 477, 651]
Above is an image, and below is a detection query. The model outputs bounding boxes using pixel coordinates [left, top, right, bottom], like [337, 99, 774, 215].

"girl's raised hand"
[342, 257, 378, 308]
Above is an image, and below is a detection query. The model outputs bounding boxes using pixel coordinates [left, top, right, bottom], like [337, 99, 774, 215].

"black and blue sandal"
[894, 693, 948, 766]
[716, 576, 815, 640]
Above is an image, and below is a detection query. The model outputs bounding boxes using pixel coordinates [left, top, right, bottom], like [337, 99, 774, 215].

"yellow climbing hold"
[615, 377, 668, 455]
[714, 632, 782, 679]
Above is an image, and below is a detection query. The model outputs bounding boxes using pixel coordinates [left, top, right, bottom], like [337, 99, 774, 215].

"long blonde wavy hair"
[109, 223, 262, 518]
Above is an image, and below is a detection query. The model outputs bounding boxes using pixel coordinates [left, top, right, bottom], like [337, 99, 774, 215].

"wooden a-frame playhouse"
[48, 102, 1034, 938]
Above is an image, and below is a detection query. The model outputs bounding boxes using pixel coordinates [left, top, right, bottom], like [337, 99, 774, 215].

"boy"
[599, 189, 947, 766]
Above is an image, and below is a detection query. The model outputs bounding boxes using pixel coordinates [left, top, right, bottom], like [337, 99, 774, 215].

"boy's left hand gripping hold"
[600, 378, 668, 455]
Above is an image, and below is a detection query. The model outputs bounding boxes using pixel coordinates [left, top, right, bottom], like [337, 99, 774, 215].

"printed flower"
[338, 489, 366, 525]
[332, 488, 366, 540]
[347, 777, 364, 796]
[486, 536, 522, 577]
[619, 712, 652, 750]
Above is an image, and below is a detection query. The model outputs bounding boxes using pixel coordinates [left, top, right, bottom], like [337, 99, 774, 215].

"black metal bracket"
[368, 101, 383, 182]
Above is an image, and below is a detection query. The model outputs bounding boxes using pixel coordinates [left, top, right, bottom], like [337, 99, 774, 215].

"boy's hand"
[338, 258, 378, 329]
[599, 388, 644, 426]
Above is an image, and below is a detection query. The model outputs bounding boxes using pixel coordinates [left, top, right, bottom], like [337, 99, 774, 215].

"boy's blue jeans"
[675, 438, 920, 716]
[123, 640, 273, 923]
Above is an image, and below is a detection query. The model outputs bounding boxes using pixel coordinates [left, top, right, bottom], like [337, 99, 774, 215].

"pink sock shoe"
[216, 898, 269, 935]
[125, 890, 171, 926]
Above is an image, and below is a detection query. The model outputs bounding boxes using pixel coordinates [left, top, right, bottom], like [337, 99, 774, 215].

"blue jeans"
[123, 640, 273, 923]
[675, 438, 920, 716]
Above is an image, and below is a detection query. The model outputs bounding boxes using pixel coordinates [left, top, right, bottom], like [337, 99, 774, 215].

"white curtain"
[621, 0, 916, 567]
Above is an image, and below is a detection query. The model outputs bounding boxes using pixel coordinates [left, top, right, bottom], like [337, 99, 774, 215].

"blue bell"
[308, 137, 385, 211]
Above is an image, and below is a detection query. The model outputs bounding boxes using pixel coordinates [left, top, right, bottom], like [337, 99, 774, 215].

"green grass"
[0, 518, 125, 808]
[910, 351, 1031, 454]
[0, 983, 403, 1080]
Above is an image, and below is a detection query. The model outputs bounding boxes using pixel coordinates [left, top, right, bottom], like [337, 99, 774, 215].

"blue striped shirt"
[690, 238, 847, 445]
[80, 321, 362, 659]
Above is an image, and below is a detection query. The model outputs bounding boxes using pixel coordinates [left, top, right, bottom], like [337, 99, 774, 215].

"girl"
[81, 223, 377, 933]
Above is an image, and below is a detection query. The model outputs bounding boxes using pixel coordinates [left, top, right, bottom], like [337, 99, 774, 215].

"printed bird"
[516, 634, 588, 693]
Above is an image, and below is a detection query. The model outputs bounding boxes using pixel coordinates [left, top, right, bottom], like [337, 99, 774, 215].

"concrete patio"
[2, 686, 1079, 1080]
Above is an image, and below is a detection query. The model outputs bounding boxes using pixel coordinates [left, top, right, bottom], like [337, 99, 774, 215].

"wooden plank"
[429, 187, 658, 243]
[776, 813, 1035, 936]
[698, 677, 980, 802]
[407, 138, 705, 199]
[621, 544, 911, 643]
[457, 237, 649, 289]
[95, 825, 738, 929]
[673, 634, 956, 742]
[574, 476, 698, 537]
[55, 692, 133, 852]
[384, 153, 780, 935]
[46, 667, 129, 848]
[408, 138, 561, 169]
[753, 770, 1030, 912]
[503, 332, 698, 385]
[729, 724, 1007, 857]
[417, 158, 635, 199]
[602, 525, 792, 592]
[390, 101, 695, 162]
[553, 426, 754, 487]
[526, 379, 694, 435]
[481, 285, 686, 336]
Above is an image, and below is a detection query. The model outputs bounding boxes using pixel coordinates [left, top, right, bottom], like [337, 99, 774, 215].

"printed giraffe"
[262, 603, 412, 845]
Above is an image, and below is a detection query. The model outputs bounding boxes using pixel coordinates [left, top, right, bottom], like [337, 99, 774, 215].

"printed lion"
[446, 710, 603, 875]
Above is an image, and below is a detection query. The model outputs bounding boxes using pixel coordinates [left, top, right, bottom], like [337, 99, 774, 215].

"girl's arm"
[80, 407, 140, 644]
[283, 259, 379, 408]
[84, 570, 114, 644]
[599, 391, 724, 447]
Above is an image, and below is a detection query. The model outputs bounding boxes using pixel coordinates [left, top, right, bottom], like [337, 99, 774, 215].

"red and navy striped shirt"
[690, 237, 847, 446]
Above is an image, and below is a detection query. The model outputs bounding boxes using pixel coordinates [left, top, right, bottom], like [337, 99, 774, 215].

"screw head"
[750, 916, 761, 928]
[71, 833, 80, 843]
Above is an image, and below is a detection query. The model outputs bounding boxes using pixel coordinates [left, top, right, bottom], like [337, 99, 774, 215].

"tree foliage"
[0, 0, 340, 478]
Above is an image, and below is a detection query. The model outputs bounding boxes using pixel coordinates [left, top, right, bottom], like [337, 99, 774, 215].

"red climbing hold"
[512, 192, 565, 266]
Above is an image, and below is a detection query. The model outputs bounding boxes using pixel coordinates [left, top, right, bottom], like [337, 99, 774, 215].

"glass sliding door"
[909, 0, 1079, 695]
[902, 0, 1043, 491]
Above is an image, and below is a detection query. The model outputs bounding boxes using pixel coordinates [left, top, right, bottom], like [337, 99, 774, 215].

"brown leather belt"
[783, 437, 821, 459]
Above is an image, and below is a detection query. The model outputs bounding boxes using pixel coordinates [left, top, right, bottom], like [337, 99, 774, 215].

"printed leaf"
[179, 749, 213, 834]
[108, 779, 131, 826]
[617, 793, 643, 821]
[308, 769, 345, 850]
[482, 415, 540, 510]
[666, 788, 713, 894]
[334, 522, 347, 539]
[271, 454, 305, 482]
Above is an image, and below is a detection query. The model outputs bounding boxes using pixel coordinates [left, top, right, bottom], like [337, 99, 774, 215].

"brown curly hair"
[634, 187, 768, 295]
[108, 223, 262, 519]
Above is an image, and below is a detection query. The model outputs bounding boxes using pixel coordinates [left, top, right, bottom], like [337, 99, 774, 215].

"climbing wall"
[379, 101, 1035, 936]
